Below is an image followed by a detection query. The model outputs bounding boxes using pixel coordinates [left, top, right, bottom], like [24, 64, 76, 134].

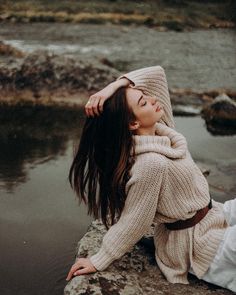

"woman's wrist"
[111, 77, 132, 91]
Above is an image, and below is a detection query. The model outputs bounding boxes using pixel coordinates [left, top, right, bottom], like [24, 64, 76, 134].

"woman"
[66, 65, 236, 292]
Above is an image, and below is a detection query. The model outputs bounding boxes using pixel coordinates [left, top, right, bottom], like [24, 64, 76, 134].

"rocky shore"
[1, 42, 236, 135]
[0, 43, 118, 105]
[64, 219, 233, 295]
[202, 94, 236, 135]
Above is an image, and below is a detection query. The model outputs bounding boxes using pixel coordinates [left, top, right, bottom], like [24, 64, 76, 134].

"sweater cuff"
[89, 247, 116, 271]
[116, 72, 149, 89]
[117, 75, 135, 87]
[116, 66, 164, 86]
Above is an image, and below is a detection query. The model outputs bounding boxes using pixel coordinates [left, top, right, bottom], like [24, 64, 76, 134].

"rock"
[0, 51, 119, 96]
[170, 91, 209, 116]
[201, 94, 236, 135]
[64, 220, 233, 295]
[170, 91, 205, 107]
[0, 41, 25, 58]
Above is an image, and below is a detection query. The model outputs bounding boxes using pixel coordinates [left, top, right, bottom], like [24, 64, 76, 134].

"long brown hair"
[68, 87, 136, 230]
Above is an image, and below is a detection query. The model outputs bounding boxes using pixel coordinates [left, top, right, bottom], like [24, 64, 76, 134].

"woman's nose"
[150, 97, 158, 105]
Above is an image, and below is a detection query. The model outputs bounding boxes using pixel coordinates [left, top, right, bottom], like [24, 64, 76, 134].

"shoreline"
[0, 0, 235, 32]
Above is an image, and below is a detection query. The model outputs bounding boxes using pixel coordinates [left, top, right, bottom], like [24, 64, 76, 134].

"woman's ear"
[129, 121, 140, 131]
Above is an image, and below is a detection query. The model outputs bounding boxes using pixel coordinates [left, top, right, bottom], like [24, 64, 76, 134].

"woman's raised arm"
[85, 77, 132, 117]
[116, 65, 175, 128]
[85, 65, 174, 128]
[116, 65, 165, 95]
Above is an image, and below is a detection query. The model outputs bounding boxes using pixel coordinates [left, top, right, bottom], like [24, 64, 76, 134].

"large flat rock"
[64, 220, 233, 295]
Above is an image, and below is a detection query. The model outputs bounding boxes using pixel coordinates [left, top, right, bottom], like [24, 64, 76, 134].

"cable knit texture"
[89, 66, 228, 284]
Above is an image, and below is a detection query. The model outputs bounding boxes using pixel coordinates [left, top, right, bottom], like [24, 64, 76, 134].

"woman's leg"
[200, 224, 236, 292]
[189, 198, 236, 292]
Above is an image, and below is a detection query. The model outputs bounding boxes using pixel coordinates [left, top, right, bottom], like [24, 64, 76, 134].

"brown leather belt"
[165, 199, 212, 231]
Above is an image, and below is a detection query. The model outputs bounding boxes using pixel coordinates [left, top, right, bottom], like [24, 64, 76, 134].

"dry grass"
[0, 0, 235, 30]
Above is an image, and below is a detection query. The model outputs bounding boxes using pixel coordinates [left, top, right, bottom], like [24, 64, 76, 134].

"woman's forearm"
[110, 77, 132, 92]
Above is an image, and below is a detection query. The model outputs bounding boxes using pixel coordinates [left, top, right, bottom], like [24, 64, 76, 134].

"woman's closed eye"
[141, 101, 147, 106]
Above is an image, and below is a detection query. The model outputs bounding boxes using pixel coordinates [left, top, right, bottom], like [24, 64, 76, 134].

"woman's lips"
[156, 105, 162, 112]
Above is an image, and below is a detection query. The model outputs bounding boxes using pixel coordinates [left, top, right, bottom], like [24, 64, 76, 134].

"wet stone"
[201, 94, 236, 135]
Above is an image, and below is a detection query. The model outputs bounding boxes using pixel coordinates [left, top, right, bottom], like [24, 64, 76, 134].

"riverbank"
[1, 43, 236, 102]
[0, 0, 235, 31]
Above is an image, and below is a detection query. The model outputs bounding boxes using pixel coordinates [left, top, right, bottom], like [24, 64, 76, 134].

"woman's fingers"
[66, 268, 74, 281]
[66, 258, 84, 281]
[85, 97, 94, 117]
[98, 98, 105, 113]
[85, 95, 105, 117]
[66, 258, 97, 281]
[66, 263, 82, 281]
[91, 96, 101, 116]
[73, 267, 90, 276]
[66, 266, 91, 281]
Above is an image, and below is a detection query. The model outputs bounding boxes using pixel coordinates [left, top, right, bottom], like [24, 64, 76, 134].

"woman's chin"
[156, 110, 164, 120]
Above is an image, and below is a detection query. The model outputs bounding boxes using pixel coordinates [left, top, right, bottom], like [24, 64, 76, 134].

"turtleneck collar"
[132, 122, 187, 159]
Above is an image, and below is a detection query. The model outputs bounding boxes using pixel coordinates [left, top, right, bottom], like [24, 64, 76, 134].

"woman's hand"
[85, 83, 116, 117]
[85, 78, 131, 117]
[66, 257, 97, 281]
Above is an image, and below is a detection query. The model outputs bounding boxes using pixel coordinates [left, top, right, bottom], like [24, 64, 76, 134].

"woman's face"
[125, 87, 164, 132]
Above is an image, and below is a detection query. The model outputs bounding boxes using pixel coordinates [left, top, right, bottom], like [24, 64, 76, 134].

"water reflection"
[0, 137, 66, 192]
[0, 104, 92, 295]
[0, 104, 84, 192]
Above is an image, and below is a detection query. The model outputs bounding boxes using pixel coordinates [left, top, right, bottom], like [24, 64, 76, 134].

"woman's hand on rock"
[66, 257, 97, 281]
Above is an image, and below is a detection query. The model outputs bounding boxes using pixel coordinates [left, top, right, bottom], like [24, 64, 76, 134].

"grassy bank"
[0, 0, 235, 31]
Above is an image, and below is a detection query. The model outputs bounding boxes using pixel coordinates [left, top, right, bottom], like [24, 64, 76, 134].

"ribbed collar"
[132, 122, 187, 159]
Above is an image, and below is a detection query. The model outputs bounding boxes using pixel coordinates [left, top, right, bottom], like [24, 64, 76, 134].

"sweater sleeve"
[116, 65, 175, 129]
[89, 155, 167, 271]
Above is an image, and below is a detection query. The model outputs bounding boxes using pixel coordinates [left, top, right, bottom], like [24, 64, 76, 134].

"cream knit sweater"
[89, 66, 228, 284]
